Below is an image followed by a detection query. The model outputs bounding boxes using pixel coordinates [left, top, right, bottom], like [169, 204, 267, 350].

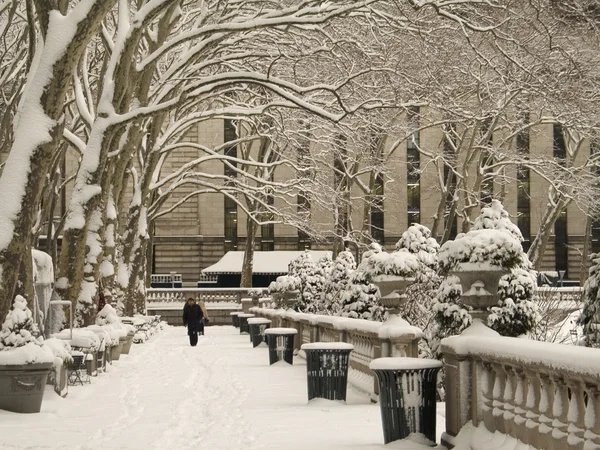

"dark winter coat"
[183, 303, 204, 332]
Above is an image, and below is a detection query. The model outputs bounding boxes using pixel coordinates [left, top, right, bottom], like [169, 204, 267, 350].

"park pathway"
[0, 326, 443, 450]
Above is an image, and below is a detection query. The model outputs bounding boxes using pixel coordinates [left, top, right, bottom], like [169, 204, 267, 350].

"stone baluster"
[492, 363, 506, 434]
[502, 365, 516, 438]
[584, 385, 600, 450]
[512, 368, 528, 441]
[566, 380, 586, 450]
[523, 370, 541, 447]
[537, 373, 555, 449]
[480, 362, 496, 433]
[551, 376, 570, 450]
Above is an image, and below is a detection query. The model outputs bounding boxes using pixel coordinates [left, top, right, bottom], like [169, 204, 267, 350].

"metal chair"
[67, 354, 90, 385]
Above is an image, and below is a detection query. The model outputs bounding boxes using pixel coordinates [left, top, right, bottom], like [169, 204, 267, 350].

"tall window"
[407, 106, 421, 225]
[297, 192, 311, 250]
[553, 124, 568, 277]
[334, 134, 349, 239]
[224, 119, 238, 252]
[297, 126, 311, 250]
[371, 173, 384, 244]
[261, 179, 275, 251]
[517, 115, 531, 251]
[591, 138, 600, 254]
[443, 123, 458, 241]
[480, 118, 494, 204]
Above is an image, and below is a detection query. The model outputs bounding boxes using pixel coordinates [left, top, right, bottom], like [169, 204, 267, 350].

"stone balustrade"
[250, 307, 422, 399]
[146, 287, 267, 306]
[441, 325, 600, 450]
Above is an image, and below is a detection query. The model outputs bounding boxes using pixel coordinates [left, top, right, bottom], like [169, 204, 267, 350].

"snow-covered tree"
[287, 252, 325, 313]
[579, 253, 600, 347]
[0, 296, 42, 350]
[321, 251, 356, 315]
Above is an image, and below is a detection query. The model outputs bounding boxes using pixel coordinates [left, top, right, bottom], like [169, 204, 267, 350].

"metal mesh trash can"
[230, 312, 242, 328]
[369, 357, 442, 445]
[301, 342, 354, 402]
[237, 313, 255, 335]
[264, 328, 297, 365]
[248, 318, 272, 347]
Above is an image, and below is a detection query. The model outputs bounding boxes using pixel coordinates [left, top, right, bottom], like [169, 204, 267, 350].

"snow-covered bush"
[320, 251, 356, 314]
[0, 296, 42, 350]
[393, 224, 442, 357]
[579, 253, 600, 347]
[287, 252, 327, 313]
[43, 338, 73, 366]
[338, 270, 387, 321]
[395, 224, 440, 269]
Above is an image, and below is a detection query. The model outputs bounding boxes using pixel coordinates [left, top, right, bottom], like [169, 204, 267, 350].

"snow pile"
[362, 249, 420, 278]
[96, 304, 122, 326]
[43, 337, 73, 365]
[438, 229, 523, 272]
[268, 275, 300, 294]
[0, 295, 43, 350]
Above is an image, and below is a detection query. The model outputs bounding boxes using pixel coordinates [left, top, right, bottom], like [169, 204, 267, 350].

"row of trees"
[1, 0, 600, 330]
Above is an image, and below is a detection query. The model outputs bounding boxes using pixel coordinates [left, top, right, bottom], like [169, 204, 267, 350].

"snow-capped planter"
[371, 275, 415, 309]
[0, 296, 54, 413]
[268, 276, 301, 309]
[449, 263, 508, 317]
[43, 338, 72, 398]
[247, 288, 265, 306]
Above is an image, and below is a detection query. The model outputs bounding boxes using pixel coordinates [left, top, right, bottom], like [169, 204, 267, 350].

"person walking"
[183, 297, 204, 346]
[197, 299, 209, 335]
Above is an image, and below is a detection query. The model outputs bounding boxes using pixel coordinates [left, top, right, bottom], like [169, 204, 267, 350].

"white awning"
[201, 251, 331, 275]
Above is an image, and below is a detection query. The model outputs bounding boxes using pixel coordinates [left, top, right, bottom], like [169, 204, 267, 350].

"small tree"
[321, 251, 356, 314]
[0, 296, 42, 350]
[579, 253, 600, 347]
[338, 270, 387, 321]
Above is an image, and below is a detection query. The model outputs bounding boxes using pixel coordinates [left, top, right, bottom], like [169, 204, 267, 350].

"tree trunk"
[581, 214, 593, 285]
[241, 217, 258, 287]
[0, 1, 116, 322]
[528, 198, 569, 270]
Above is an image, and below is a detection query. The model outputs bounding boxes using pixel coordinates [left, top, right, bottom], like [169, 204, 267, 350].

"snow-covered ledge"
[440, 322, 600, 450]
[250, 307, 422, 399]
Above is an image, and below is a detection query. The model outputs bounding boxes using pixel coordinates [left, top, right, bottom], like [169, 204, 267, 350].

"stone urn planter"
[283, 290, 300, 309]
[0, 362, 53, 413]
[111, 342, 123, 361]
[449, 263, 508, 320]
[121, 332, 134, 355]
[371, 275, 415, 313]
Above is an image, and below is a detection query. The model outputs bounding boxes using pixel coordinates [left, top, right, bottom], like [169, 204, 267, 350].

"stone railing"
[441, 328, 600, 450]
[250, 307, 422, 399]
[146, 287, 267, 307]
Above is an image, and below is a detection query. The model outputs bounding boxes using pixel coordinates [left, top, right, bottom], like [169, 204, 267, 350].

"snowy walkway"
[0, 326, 445, 450]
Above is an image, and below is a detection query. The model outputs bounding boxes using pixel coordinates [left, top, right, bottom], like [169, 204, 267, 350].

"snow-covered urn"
[267, 275, 301, 309]
[434, 200, 539, 337]
[247, 288, 265, 306]
[579, 253, 600, 348]
[395, 224, 440, 269]
[95, 304, 132, 358]
[0, 296, 54, 413]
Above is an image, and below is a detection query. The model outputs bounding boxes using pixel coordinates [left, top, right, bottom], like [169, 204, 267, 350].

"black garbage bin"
[301, 342, 354, 402]
[264, 328, 297, 365]
[230, 312, 242, 328]
[248, 318, 272, 347]
[237, 313, 255, 335]
[369, 357, 442, 445]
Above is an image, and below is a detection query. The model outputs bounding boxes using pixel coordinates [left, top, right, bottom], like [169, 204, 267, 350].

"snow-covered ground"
[0, 326, 446, 450]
